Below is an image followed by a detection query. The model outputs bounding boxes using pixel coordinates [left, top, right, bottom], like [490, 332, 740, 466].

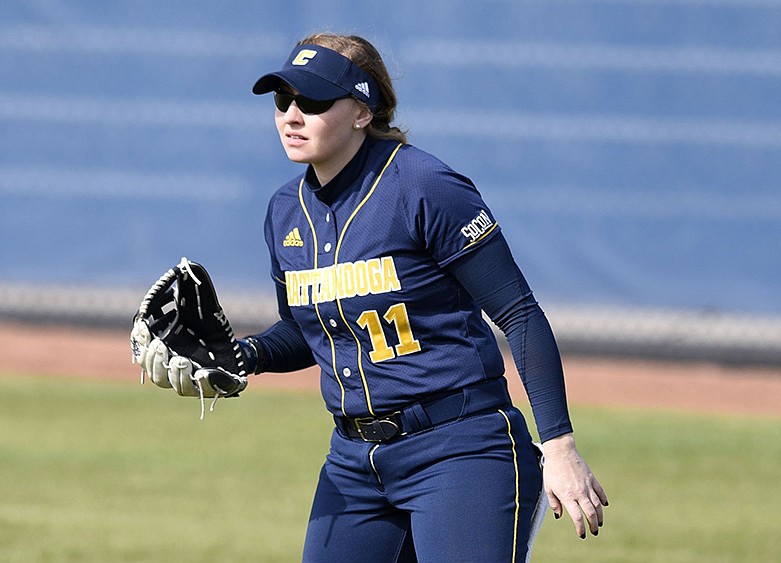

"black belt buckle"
[353, 412, 403, 443]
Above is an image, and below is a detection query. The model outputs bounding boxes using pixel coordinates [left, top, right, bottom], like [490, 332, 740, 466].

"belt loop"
[461, 385, 474, 417]
[467, 378, 510, 412]
[333, 414, 347, 436]
[403, 402, 431, 434]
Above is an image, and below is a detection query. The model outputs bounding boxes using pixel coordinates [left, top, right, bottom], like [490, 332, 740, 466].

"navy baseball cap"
[252, 44, 380, 111]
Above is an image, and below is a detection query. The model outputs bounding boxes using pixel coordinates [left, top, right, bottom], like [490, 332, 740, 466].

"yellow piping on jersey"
[499, 409, 521, 563]
[298, 178, 347, 414]
[463, 222, 499, 250]
[334, 143, 403, 417]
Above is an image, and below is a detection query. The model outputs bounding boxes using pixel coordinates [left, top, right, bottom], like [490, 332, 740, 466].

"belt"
[334, 378, 511, 443]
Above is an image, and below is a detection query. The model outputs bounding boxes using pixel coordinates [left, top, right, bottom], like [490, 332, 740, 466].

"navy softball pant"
[302, 407, 546, 562]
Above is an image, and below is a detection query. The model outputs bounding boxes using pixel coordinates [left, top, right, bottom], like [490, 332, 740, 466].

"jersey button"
[324, 242, 332, 252]
[329, 318, 337, 328]
[342, 367, 352, 378]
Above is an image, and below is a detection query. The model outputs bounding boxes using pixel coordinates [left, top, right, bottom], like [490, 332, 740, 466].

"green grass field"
[1, 375, 779, 562]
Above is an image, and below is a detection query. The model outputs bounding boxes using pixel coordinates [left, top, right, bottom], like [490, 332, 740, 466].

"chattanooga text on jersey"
[285, 256, 401, 306]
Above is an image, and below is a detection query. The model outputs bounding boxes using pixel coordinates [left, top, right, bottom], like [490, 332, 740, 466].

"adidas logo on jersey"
[283, 227, 304, 247]
[354, 81, 370, 98]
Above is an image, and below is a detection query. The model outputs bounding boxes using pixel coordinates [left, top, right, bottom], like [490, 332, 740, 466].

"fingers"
[548, 479, 608, 539]
[593, 476, 610, 508]
[578, 491, 602, 537]
[546, 489, 562, 521]
[561, 496, 599, 539]
[562, 498, 588, 539]
[546, 488, 589, 536]
[586, 475, 609, 533]
[590, 484, 606, 528]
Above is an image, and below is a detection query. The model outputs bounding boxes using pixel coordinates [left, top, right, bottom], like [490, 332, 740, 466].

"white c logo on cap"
[292, 49, 317, 66]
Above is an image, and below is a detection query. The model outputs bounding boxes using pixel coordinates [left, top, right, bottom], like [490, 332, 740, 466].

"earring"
[353, 124, 361, 129]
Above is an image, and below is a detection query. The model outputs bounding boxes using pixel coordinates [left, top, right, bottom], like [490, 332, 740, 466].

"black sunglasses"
[273, 90, 346, 115]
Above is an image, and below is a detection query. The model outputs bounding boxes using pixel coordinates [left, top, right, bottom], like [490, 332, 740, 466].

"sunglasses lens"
[273, 91, 294, 112]
[274, 91, 337, 115]
[298, 98, 336, 115]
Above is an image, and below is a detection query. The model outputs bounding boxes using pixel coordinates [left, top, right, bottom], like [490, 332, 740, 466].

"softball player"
[240, 33, 608, 562]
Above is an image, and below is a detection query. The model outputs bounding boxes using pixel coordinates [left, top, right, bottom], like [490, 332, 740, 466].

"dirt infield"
[1, 321, 780, 417]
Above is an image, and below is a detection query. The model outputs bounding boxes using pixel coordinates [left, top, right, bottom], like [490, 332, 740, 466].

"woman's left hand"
[541, 433, 609, 539]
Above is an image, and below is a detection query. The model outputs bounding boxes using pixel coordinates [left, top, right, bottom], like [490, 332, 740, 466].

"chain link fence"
[2, 283, 779, 367]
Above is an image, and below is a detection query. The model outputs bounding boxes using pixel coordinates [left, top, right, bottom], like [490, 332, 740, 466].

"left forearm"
[446, 234, 573, 441]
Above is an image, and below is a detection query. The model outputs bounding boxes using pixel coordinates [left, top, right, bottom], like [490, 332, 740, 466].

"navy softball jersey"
[253, 136, 572, 443]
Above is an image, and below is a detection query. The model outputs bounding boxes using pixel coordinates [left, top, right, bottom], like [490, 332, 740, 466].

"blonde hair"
[298, 33, 407, 144]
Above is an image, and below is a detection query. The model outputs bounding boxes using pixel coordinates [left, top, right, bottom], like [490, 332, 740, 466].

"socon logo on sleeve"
[460, 210, 495, 244]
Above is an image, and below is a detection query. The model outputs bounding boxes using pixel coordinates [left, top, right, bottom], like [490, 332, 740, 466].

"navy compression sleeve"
[445, 233, 573, 442]
[243, 282, 316, 374]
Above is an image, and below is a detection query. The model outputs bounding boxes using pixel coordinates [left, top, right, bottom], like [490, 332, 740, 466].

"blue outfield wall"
[1, 0, 780, 315]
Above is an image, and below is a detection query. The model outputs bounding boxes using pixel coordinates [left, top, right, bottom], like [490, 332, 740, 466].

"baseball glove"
[131, 257, 248, 419]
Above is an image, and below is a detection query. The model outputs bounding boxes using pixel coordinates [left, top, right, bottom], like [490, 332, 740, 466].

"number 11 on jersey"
[357, 303, 421, 363]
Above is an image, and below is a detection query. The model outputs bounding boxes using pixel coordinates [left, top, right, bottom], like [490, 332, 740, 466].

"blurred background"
[1, 0, 780, 364]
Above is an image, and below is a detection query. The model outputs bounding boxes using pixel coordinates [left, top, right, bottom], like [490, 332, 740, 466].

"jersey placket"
[297, 144, 402, 418]
[304, 191, 372, 417]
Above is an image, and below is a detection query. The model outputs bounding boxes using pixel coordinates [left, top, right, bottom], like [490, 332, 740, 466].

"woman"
[241, 33, 608, 562]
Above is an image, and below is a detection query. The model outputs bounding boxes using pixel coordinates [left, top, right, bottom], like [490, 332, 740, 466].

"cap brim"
[252, 69, 348, 100]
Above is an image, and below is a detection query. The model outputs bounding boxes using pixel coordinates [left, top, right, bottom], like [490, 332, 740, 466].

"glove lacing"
[155, 355, 221, 421]
[177, 257, 207, 322]
[195, 376, 221, 421]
